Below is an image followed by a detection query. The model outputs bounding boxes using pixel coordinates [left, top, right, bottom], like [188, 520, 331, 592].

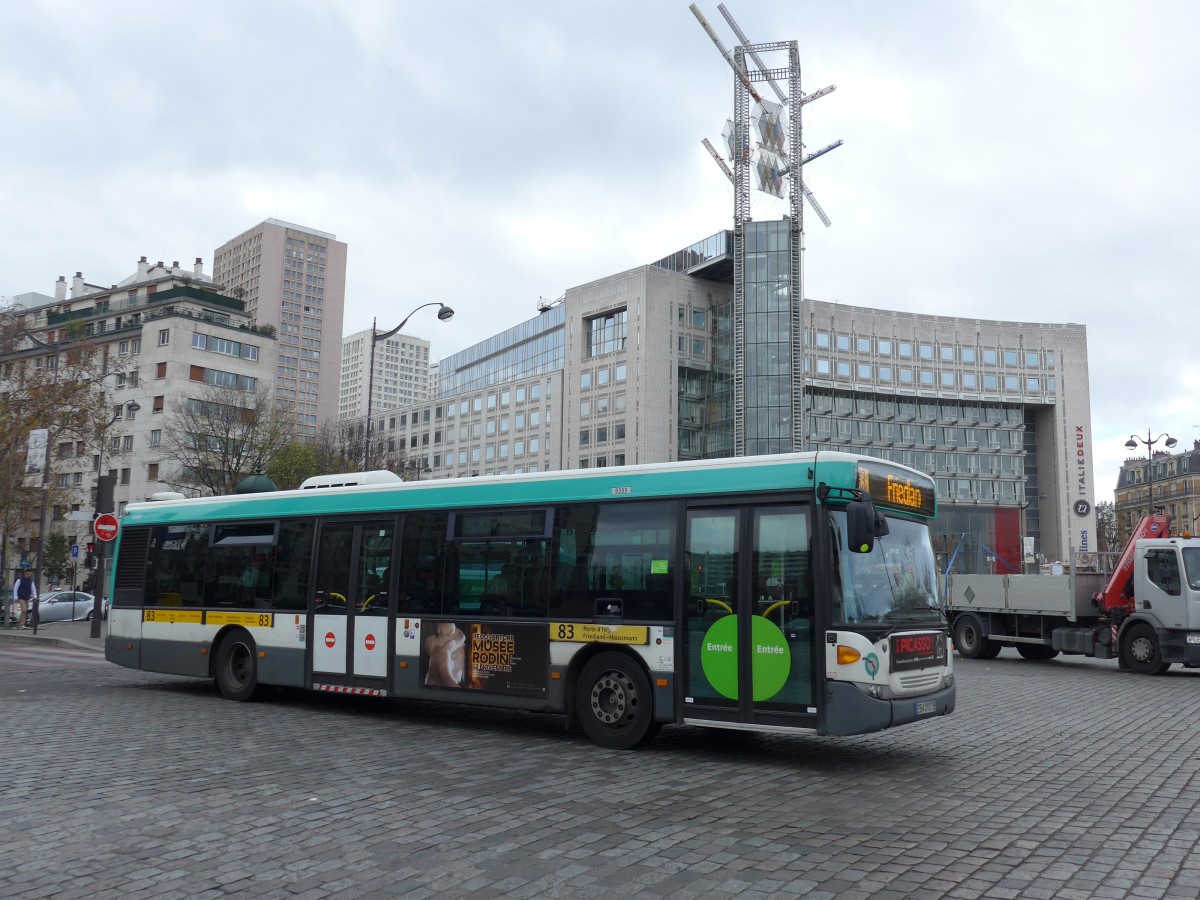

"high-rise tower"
[213, 219, 347, 434]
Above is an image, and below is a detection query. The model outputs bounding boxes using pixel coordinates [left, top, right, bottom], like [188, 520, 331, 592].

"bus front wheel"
[576, 652, 659, 750]
[215, 629, 260, 701]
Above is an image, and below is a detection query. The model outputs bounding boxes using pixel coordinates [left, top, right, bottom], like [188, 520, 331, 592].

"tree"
[267, 422, 413, 490]
[265, 441, 322, 491]
[0, 305, 126, 578]
[43, 533, 71, 586]
[157, 384, 296, 496]
[1095, 501, 1118, 554]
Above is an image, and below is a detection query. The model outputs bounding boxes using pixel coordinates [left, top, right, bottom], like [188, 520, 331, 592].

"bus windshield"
[831, 511, 941, 626]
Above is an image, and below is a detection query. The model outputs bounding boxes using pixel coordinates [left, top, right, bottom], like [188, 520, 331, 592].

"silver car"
[35, 591, 104, 623]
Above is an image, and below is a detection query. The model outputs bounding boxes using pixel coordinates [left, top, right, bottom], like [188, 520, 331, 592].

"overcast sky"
[2, 1, 1197, 503]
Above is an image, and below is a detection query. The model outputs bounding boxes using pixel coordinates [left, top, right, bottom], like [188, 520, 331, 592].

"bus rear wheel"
[576, 652, 659, 750]
[215, 629, 261, 701]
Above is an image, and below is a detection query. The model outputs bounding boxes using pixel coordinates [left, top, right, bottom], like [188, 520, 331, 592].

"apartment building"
[2, 260, 276, 563]
[212, 219, 346, 435]
[339, 329, 433, 422]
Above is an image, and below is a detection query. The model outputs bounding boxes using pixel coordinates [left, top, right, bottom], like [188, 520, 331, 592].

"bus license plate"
[914, 700, 936, 716]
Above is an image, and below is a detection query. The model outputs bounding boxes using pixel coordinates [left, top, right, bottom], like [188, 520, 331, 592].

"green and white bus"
[106, 451, 953, 749]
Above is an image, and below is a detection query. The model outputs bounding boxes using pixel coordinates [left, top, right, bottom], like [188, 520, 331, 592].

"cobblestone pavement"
[1, 651, 1198, 899]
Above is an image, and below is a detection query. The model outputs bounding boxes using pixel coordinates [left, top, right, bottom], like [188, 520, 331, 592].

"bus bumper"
[823, 681, 956, 735]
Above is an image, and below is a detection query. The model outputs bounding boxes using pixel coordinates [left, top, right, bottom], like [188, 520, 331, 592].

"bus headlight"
[837, 645, 861, 665]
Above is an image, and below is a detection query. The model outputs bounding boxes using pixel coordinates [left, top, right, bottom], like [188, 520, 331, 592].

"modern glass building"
[360, 221, 1096, 574]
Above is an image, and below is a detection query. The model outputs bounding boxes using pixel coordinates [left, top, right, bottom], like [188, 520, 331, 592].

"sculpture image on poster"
[418, 620, 548, 697]
[423, 621, 467, 687]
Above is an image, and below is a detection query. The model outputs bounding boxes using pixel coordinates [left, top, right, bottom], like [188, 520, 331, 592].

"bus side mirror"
[846, 499, 888, 554]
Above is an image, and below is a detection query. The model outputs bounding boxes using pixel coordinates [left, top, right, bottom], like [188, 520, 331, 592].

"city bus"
[106, 451, 953, 749]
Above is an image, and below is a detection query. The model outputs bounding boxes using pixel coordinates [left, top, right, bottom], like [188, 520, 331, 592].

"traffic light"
[85, 542, 96, 568]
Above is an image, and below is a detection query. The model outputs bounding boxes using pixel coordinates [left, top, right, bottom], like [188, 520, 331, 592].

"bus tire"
[215, 629, 261, 701]
[953, 616, 994, 660]
[576, 652, 658, 750]
[1016, 644, 1059, 661]
[1121, 623, 1171, 676]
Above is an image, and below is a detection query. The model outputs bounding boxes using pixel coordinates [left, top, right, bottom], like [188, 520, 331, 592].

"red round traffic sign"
[324, 632, 336, 648]
[364, 634, 376, 651]
[94, 513, 119, 542]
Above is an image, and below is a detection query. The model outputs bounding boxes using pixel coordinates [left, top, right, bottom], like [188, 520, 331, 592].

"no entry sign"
[94, 513, 119, 542]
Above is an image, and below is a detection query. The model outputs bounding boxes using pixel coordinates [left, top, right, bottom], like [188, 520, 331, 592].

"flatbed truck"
[946, 515, 1200, 674]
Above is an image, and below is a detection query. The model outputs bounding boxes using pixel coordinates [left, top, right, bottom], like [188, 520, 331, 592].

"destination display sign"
[856, 460, 937, 517]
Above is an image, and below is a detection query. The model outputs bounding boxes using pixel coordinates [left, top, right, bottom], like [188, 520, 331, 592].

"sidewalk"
[0, 619, 105, 653]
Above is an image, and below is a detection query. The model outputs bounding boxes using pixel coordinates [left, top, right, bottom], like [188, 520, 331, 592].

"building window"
[148, 463, 159, 481]
[579, 429, 590, 447]
[158, 329, 170, 345]
[150, 430, 161, 446]
[153, 396, 164, 413]
[586, 309, 627, 357]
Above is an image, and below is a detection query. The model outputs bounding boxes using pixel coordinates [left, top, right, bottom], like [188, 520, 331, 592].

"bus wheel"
[1122, 623, 1171, 676]
[215, 629, 260, 701]
[577, 652, 658, 750]
[953, 616, 995, 660]
[1016, 644, 1059, 661]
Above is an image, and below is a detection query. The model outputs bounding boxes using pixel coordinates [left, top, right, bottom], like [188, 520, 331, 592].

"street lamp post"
[1125, 430, 1177, 519]
[363, 303, 454, 470]
[89, 399, 140, 638]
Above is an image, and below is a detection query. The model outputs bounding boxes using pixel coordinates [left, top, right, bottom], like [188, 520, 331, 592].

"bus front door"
[311, 520, 394, 691]
[683, 505, 816, 729]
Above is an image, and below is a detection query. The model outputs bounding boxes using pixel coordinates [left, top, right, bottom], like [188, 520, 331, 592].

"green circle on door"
[700, 615, 792, 701]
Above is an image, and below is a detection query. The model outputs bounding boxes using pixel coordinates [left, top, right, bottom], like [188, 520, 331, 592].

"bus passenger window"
[396, 512, 450, 615]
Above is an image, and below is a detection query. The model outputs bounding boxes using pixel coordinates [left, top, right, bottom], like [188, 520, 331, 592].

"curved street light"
[1125, 430, 1177, 518]
[364, 303, 454, 470]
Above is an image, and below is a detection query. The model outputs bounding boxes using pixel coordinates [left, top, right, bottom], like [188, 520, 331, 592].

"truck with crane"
[946, 515, 1200, 674]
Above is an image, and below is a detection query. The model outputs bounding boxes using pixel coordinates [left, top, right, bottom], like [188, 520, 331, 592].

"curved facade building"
[363, 222, 1096, 574]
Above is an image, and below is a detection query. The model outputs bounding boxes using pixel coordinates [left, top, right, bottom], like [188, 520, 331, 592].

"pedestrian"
[12, 568, 38, 629]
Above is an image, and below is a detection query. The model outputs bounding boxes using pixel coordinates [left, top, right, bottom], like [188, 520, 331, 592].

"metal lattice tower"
[692, 5, 839, 458]
[730, 41, 803, 456]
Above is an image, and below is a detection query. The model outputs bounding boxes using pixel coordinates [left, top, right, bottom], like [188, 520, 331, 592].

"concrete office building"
[359, 224, 1094, 574]
[212, 219, 346, 435]
[339, 329, 433, 422]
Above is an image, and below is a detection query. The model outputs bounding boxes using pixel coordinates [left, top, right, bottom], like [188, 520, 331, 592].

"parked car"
[35, 591, 103, 623]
